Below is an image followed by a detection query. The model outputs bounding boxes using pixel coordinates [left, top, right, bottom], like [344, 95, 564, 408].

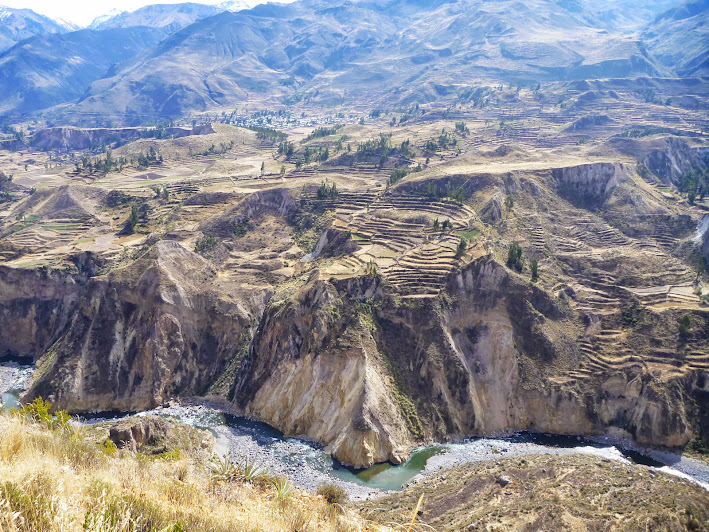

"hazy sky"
[3, 0, 286, 27]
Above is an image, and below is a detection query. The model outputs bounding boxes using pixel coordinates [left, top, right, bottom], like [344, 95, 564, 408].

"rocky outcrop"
[303, 228, 358, 262]
[479, 192, 503, 224]
[107, 415, 215, 454]
[109, 415, 175, 452]
[552, 162, 631, 207]
[233, 276, 413, 467]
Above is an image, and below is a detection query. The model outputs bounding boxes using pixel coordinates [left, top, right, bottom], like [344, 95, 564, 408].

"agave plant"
[241, 456, 268, 483]
[208, 454, 239, 483]
[270, 476, 294, 501]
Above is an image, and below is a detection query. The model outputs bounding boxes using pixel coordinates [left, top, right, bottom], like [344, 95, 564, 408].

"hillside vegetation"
[0, 404, 384, 532]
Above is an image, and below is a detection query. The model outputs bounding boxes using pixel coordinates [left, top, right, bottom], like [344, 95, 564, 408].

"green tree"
[124, 203, 139, 234]
[679, 314, 692, 336]
[130, 204, 139, 227]
[456, 237, 468, 258]
[507, 241, 524, 272]
[449, 187, 465, 205]
[504, 194, 514, 213]
[530, 258, 539, 282]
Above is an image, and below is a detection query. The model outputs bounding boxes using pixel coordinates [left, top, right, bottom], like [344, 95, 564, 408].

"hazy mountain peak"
[220, 0, 250, 11]
[88, 2, 223, 32]
[0, 5, 72, 52]
[88, 8, 126, 29]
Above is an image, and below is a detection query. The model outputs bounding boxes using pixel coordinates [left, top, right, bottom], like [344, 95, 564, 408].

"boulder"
[108, 415, 173, 452]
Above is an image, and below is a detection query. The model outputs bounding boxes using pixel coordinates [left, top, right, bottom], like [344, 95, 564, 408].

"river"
[2, 361, 708, 500]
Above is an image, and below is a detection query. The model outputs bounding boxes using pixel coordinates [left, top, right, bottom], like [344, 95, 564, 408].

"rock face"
[642, 137, 707, 185]
[701, 215, 709, 265]
[552, 162, 631, 207]
[24, 241, 257, 412]
[4, 176, 703, 468]
[479, 193, 503, 224]
[0, 265, 84, 359]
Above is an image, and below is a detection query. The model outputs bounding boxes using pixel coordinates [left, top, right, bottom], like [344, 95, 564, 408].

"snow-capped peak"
[89, 8, 125, 29]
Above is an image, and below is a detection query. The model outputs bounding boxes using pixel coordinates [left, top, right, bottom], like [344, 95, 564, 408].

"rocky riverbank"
[0, 361, 32, 410]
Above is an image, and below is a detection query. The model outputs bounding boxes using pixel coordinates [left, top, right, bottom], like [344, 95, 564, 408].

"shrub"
[530, 258, 539, 282]
[365, 260, 379, 277]
[0, 479, 55, 532]
[209, 455, 239, 484]
[505, 194, 514, 212]
[194, 235, 218, 253]
[13, 397, 70, 432]
[449, 187, 465, 204]
[316, 181, 339, 200]
[99, 438, 118, 456]
[387, 167, 409, 187]
[230, 217, 251, 237]
[241, 456, 269, 485]
[122, 203, 139, 234]
[317, 482, 348, 505]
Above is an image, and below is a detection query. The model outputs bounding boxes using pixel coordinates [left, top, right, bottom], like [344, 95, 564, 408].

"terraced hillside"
[0, 78, 708, 468]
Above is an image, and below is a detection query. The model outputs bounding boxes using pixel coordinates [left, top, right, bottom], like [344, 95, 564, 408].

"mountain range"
[0, 0, 706, 121]
[88, 2, 249, 33]
[0, 5, 77, 52]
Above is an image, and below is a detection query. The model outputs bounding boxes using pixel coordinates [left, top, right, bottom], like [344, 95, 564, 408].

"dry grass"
[0, 414, 392, 532]
[363, 453, 709, 532]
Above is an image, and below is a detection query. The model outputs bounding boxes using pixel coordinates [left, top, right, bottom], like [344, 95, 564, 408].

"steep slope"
[90, 3, 223, 34]
[69, 0, 664, 119]
[0, 6, 71, 53]
[643, 0, 709, 77]
[0, 27, 164, 117]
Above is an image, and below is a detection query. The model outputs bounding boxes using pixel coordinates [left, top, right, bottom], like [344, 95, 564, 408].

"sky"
[2, 0, 288, 27]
